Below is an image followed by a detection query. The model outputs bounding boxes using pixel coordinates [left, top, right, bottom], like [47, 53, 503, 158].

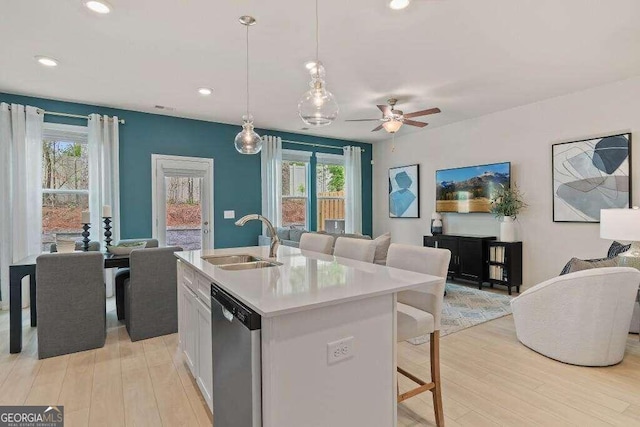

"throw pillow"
[289, 229, 307, 243]
[373, 232, 391, 265]
[275, 227, 291, 241]
[564, 257, 617, 274]
[608, 241, 632, 258]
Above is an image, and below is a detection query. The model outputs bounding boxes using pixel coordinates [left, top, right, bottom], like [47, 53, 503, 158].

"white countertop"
[175, 245, 444, 318]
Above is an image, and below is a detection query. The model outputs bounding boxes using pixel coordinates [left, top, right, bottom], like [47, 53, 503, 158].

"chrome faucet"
[235, 214, 280, 259]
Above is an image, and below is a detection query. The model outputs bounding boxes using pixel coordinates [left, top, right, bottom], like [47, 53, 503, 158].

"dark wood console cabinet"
[423, 234, 496, 288]
[487, 241, 523, 295]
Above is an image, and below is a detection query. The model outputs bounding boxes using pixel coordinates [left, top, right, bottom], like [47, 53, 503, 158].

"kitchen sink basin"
[218, 261, 282, 271]
[203, 254, 262, 266]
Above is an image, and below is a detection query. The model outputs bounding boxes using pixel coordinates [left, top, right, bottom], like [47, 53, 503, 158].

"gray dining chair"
[36, 252, 106, 359]
[124, 246, 182, 341]
[114, 238, 159, 320]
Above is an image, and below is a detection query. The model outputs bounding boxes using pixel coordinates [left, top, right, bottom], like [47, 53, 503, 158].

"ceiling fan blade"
[404, 107, 441, 118]
[403, 119, 428, 128]
[377, 105, 391, 116]
[371, 124, 384, 132]
[345, 119, 381, 122]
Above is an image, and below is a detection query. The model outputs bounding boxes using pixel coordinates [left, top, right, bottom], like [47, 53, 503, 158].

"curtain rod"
[4, 105, 125, 124]
[281, 139, 365, 152]
[39, 110, 125, 124]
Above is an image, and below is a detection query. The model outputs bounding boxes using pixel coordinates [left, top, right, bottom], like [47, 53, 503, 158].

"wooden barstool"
[387, 244, 451, 427]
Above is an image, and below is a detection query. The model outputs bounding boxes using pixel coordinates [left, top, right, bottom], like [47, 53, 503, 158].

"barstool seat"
[397, 303, 435, 342]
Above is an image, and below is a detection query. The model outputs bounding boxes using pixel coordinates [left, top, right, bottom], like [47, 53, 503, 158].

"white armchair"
[511, 267, 640, 366]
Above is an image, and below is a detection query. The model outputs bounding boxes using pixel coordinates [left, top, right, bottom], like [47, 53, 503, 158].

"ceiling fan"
[346, 98, 441, 133]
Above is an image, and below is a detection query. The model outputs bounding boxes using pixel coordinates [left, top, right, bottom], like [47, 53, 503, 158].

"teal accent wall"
[0, 92, 373, 248]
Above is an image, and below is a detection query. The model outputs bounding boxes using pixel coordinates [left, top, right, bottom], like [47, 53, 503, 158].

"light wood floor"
[1, 300, 639, 426]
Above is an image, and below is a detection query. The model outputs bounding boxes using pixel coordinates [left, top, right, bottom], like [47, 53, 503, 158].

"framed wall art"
[552, 133, 631, 223]
[389, 164, 420, 218]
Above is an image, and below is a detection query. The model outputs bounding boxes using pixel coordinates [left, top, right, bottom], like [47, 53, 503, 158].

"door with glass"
[152, 155, 213, 250]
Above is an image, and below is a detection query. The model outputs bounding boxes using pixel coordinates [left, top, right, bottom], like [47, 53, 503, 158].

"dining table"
[9, 252, 130, 354]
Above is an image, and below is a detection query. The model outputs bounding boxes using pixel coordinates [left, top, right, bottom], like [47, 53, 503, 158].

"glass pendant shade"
[382, 119, 403, 133]
[298, 69, 339, 127]
[234, 116, 262, 154]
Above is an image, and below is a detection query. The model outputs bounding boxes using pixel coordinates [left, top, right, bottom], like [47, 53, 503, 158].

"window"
[316, 153, 345, 233]
[281, 150, 312, 229]
[281, 161, 308, 228]
[41, 124, 89, 251]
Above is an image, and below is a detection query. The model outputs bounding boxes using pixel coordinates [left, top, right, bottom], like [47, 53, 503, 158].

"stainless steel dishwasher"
[211, 283, 262, 427]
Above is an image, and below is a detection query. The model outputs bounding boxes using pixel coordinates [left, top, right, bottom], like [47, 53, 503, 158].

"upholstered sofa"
[259, 227, 372, 249]
[561, 241, 639, 333]
[511, 267, 640, 366]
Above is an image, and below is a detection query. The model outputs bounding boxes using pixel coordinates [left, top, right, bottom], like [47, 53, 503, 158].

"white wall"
[373, 76, 640, 289]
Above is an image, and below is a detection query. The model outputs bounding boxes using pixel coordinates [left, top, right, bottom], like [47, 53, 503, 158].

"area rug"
[408, 283, 514, 345]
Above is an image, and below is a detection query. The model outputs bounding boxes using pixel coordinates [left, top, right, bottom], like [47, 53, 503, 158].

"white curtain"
[0, 103, 44, 308]
[343, 146, 363, 234]
[261, 136, 282, 233]
[88, 114, 120, 250]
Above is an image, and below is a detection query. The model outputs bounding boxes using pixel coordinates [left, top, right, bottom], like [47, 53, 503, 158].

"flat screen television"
[436, 162, 511, 213]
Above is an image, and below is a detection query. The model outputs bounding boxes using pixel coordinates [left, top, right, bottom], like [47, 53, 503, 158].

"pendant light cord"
[315, 0, 319, 64]
[246, 24, 250, 119]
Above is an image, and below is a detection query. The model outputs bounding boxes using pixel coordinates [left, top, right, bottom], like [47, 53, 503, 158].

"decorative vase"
[431, 212, 443, 235]
[500, 216, 516, 242]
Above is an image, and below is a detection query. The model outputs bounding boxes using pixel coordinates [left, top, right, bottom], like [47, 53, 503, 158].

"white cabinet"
[196, 297, 213, 411]
[181, 283, 198, 374]
[177, 261, 213, 413]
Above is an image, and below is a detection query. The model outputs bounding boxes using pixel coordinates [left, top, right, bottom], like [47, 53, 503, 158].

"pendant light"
[297, 0, 338, 127]
[234, 16, 262, 155]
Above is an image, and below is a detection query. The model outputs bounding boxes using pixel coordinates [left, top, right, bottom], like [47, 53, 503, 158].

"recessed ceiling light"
[389, 0, 410, 10]
[198, 88, 213, 96]
[84, 0, 112, 14]
[35, 56, 58, 67]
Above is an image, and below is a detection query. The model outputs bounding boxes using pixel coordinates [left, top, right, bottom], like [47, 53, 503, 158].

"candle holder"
[82, 223, 91, 252]
[103, 217, 113, 247]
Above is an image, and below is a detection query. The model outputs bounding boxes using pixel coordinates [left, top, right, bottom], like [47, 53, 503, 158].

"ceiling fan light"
[382, 120, 403, 133]
[389, 0, 410, 10]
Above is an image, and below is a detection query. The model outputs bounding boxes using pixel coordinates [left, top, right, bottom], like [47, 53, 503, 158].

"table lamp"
[600, 208, 640, 270]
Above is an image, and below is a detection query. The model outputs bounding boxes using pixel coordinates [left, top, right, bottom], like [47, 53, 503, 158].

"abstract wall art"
[552, 133, 632, 223]
[389, 164, 420, 218]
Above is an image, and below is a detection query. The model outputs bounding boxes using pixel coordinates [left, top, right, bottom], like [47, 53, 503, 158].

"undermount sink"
[203, 254, 261, 266]
[218, 261, 282, 271]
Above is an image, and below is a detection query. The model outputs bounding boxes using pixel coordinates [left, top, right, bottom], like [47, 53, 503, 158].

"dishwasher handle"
[211, 284, 261, 331]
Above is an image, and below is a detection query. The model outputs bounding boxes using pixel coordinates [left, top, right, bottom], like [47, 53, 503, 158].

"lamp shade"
[600, 208, 640, 241]
[382, 120, 403, 133]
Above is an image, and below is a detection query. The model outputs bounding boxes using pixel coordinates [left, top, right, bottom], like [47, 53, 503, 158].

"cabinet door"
[423, 236, 437, 248]
[196, 297, 213, 412]
[181, 284, 198, 375]
[458, 239, 483, 280]
[437, 237, 459, 274]
[177, 263, 184, 350]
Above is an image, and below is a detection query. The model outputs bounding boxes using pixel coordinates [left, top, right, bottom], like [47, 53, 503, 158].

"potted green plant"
[490, 184, 526, 242]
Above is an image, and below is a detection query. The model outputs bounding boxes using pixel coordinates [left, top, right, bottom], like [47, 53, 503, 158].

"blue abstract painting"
[389, 164, 420, 218]
[552, 133, 631, 222]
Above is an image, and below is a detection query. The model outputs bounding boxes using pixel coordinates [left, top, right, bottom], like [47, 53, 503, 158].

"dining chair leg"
[430, 331, 444, 427]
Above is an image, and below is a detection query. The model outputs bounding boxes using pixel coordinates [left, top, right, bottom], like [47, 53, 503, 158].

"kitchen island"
[175, 245, 444, 427]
